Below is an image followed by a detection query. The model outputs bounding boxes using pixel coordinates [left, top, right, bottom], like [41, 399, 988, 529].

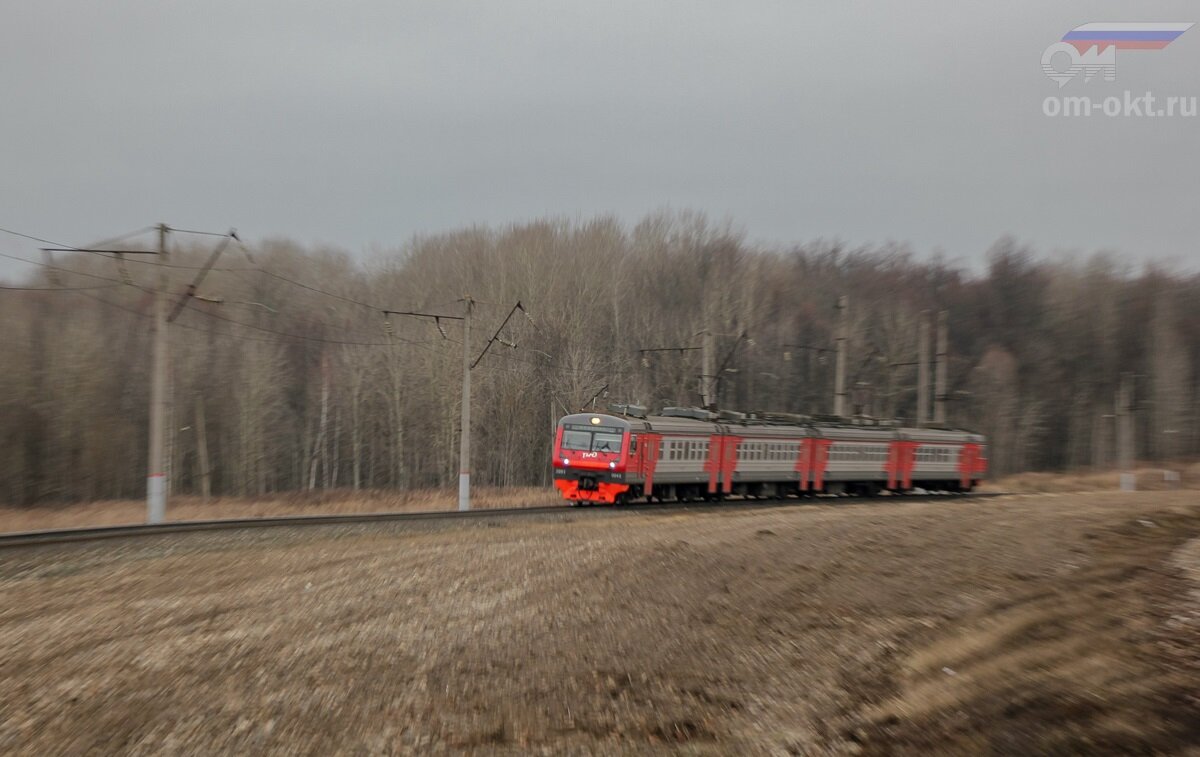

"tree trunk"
[195, 394, 211, 502]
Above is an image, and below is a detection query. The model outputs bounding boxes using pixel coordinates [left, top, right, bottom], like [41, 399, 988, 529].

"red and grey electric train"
[552, 408, 986, 504]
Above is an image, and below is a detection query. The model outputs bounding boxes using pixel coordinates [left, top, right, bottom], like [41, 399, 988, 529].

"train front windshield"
[560, 424, 625, 453]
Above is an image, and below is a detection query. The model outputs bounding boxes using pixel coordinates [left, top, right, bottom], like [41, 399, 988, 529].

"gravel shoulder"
[1, 492, 1197, 754]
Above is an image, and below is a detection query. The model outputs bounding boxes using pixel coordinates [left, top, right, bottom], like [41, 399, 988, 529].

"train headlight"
[609, 461, 616, 469]
[563, 457, 570, 466]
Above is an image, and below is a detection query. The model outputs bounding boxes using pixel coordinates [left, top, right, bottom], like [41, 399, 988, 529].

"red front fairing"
[552, 426, 630, 503]
[554, 478, 630, 503]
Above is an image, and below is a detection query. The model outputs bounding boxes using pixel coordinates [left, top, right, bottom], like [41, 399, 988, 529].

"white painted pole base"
[1120, 472, 1136, 492]
[148, 474, 166, 523]
[458, 473, 470, 511]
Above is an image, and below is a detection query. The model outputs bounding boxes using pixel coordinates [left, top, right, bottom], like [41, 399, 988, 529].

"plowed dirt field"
[2, 491, 1197, 754]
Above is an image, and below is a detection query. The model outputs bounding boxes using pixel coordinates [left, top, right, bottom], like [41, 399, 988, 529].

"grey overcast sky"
[2, 1, 1198, 278]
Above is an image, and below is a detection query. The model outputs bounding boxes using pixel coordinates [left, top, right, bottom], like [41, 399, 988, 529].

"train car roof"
[561, 412, 984, 441]
[557, 413, 634, 429]
[641, 415, 720, 433]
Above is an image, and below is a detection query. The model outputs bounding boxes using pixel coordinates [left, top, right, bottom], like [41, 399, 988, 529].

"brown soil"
[984, 462, 1200, 494]
[1, 491, 1197, 754]
[0, 487, 560, 533]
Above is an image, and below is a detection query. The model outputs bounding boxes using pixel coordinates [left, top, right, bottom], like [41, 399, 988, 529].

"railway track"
[0, 492, 1006, 550]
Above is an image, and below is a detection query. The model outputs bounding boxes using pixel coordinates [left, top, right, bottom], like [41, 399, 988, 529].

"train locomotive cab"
[552, 413, 633, 504]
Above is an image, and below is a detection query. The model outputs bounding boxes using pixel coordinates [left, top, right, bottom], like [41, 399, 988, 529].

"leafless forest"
[1, 211, 1197, 505]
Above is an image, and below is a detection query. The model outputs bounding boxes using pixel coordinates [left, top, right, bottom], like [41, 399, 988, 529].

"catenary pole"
[701, 328, 715, 410]
[458, 297, 473, 511]
[934, 309, 948, 425]
[917, 310, 930, 426]
[147, 223, 169, 523]
[1118, 372, 1135, 491]
[834, 295, 848, 417]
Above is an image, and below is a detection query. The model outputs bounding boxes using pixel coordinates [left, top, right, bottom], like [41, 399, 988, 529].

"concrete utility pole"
[54, 223, 234, 522]
[383, 305, 474, 506]
[1118, 372, 1135, 491]
[459, 296, 473, 511]
[147, 223, 169, 523]
[700, 328, 716, 410]
[834, 295, 848, 417]
[934, 309, 948, 425]
[917, 311, 930, 426]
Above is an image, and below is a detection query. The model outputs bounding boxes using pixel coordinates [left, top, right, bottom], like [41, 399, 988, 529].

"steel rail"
[0, 492, 1006, 550]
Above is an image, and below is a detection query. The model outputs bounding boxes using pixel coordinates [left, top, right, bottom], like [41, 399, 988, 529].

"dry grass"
[6, 461, 1198, 534]
[0, 486, 561, 534]
[984, 461, 1200, 494]
[1, 491, 1197, 753]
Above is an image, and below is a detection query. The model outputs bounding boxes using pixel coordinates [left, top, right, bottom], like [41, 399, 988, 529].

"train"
[552, 406, 986, 504]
